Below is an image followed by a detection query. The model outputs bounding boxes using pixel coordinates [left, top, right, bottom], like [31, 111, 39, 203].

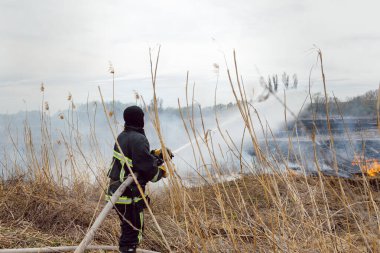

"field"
[2, 167, 380, 252]
[1, 51, 380, 252]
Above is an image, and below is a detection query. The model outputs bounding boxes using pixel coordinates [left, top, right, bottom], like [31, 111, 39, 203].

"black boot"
[120, 245, 137, 253]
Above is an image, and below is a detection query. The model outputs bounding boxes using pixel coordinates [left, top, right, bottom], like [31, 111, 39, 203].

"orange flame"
[352, 157, 380, 177]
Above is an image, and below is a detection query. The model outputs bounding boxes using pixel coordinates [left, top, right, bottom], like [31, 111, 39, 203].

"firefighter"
[106, 105, 169, 253]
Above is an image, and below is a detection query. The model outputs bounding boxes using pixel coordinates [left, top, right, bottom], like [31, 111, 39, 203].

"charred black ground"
[249, 116, 379, 177]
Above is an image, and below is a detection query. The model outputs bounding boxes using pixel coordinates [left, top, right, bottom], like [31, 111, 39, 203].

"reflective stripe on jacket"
[107, 128, 163, 204]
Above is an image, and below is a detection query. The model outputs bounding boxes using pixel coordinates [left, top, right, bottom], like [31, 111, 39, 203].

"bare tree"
[282, 72, 289, 89]
[268, 76, 273, 92]
[149, 97, 164, 111]
[273, 74, 278, 92]
[293, 74, 298, 89]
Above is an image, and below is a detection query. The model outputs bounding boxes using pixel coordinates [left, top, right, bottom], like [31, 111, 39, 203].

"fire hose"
[0, 176, 145, 253]
[74, 175, 137, 253]
[1, 110, 248, 253]
[74, 147, 179, 252]
[0, 245, 158, 253]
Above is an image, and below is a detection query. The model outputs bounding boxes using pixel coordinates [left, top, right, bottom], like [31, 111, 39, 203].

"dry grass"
[0, 176, 120, 248]
[1, 171, 380, 252]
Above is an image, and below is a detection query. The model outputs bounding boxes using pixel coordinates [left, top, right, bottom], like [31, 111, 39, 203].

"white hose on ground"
[72, 136, 195, 253]
[74, 175, 136, 253]
[0, 245, 158, 253]
[2, 141, 196, 253]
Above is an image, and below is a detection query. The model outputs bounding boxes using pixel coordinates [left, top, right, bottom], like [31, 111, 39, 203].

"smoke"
[160, 89, 310, 176]
[2, 87, 376, 180]
[250, 96, 380, 178]
[0, 86, 311, 179]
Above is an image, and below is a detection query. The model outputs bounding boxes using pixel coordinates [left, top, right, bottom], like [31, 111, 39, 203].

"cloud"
[0, 0, 379, 113]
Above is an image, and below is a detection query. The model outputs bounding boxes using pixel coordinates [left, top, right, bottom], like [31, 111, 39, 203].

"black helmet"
[123, 106, 144, 128]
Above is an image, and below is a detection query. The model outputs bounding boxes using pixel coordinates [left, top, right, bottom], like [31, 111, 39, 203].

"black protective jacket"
[107, 127, 163, 199]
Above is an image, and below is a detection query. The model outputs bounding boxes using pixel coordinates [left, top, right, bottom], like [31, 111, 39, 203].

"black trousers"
[115, 202, 144, 249]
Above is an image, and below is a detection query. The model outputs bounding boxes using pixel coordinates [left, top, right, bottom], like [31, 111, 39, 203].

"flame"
[352, 157, 380, 177]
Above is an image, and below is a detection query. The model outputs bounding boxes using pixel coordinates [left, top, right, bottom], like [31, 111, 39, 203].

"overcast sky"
[0, 0, 379, 113]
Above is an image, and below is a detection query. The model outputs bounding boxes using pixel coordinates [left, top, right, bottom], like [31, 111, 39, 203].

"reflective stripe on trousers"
[105, 194, 142, 205]
[138, 211, 144, 243]
[115, 203, 145, 247]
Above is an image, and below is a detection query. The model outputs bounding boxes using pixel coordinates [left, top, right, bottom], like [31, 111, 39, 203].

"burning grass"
[352, 157, 380, 177]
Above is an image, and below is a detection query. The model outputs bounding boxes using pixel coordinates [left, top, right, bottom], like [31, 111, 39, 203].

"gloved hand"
[152, 157, 169, 178]
[151, 148, 174, 178]
[150, 148, 174, 160]
[158, 165, 169, 178]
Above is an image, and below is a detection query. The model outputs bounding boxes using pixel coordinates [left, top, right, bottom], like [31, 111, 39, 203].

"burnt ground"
[251, 117, 380, 177]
